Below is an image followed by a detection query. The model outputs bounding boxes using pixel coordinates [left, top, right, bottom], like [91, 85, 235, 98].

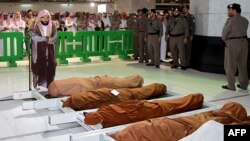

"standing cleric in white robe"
[31, 9, 57, 91]
[101, 12, 111, 31]
[160, 12, 168, 61]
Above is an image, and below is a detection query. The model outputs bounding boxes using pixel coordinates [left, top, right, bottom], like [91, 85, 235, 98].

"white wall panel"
[191, 0, 250, 36]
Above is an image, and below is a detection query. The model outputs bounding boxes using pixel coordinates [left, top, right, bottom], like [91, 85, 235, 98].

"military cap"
[182, 5, 189, 9]
[129, 12, 136, 16]
[163, 10, 168, 14]
[142, 8, 148, 14]
[137, 9, 142, 12]
[228, 4, 233, 8]
[173, 7, 181, 12]
[227, 3, 241, 13]
[151, 9, 156, 13]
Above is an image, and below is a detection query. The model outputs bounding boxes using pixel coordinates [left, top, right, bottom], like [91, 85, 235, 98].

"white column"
[190, 0, 250, 36]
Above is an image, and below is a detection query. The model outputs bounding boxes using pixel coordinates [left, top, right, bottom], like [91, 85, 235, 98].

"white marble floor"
[0, 56, 249, 141]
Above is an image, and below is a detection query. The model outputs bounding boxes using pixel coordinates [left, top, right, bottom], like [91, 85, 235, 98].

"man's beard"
[173, 14, 179, 18]
[41, 21, 49, 25]
[228, 13, 233, 17]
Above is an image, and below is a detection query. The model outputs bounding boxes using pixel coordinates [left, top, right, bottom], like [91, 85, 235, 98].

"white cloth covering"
[101, 16, 111, 31]
[179, 120, 223, 141]
[160, 21, 167, 60]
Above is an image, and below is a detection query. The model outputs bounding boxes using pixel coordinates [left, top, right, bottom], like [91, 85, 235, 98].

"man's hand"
[190, 36, 193, 41]
[184, 38, 188, 44]
[48, 38, 53, 44]
[158, 37, 161, 43]
[144, 37, 147, 42]
[3, 27, 9, 30]
[45, 37, 49, 42]
[165, 35, 169, 41]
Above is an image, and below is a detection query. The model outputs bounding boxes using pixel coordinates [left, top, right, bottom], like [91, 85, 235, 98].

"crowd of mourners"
[0, 6, 195, 70]
[0, 10, 141, 32]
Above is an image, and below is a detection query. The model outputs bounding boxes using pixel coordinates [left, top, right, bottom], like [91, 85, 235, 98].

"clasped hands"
[45, 37, 53, 44]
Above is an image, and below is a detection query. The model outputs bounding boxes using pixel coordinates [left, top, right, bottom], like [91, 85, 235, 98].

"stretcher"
[13, 82, 164, 110]
[11, 89, 182, 133]
[15, 84, 175, 111]
[12, 89, 217, 141]
[68, 101, 218, 141]
[49, 93, 182, 127]
[13, 90, 49, 100]
[48, 92, 214, 133]
[12, 90, 69, 111]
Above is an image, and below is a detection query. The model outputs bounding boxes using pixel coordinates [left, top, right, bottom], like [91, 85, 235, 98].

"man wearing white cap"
[101, 12, 111, 31]
[31, 9, 57, 91]
[65, 12, 76, 32]
[0, 12, 14, 56]
[13, 12, 26, 34]
[0, 12, 13, 32]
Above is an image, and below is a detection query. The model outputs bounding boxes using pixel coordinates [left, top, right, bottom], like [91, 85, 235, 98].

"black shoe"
[237, 84, 247, 90]
[222, 85, 236, 91]
[171, 65, 178, 69]
[146, 63, 154, 66]
[155, 65, 160, 68]
[138, 60, 143, 63]
[134, 57, 139, 60]
[181, 66, 187, 70]
[165, 55, 171, 59]
[169, 60, 174, 64]
[145, 60, 149, 63]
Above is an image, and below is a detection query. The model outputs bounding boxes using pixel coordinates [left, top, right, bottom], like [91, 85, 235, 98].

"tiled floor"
[0, 57, 249, 141]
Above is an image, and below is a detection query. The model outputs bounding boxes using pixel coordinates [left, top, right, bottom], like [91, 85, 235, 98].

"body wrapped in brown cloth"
[84, 93, 204, 127]
[48, 75, 144, 97]
[112, 102, 250, 141]
[63, 83, 166, 110]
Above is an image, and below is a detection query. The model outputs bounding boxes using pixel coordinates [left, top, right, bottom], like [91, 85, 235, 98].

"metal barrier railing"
[0, 30, 134, 66]
[75, 31, 111, 62]
[0, 32, 24, 67]
[56, 32, 74, 64]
